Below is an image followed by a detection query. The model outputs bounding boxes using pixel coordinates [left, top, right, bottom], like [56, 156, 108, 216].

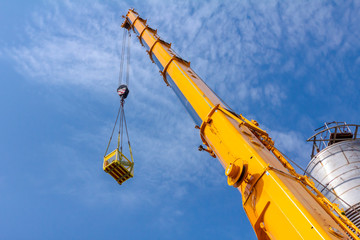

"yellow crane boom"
[121, 9, 360, 240]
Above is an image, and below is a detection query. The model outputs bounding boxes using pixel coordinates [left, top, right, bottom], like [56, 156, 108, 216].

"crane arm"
[122, 9, 360, 240]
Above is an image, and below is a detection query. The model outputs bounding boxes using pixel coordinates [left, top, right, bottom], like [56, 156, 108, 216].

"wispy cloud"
[270, 129, 310, 168]
[8, 0, 360, 108]
[4, 0, 360, 210]
[8, 1, 123, 91]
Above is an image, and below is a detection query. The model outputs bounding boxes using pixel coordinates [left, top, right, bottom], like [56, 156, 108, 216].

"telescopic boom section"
[123, 11, 225, 127]
[122, 9, 360, 240]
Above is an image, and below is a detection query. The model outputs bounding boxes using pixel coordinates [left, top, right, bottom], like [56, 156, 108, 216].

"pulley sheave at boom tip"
[103, 28, 134, 185]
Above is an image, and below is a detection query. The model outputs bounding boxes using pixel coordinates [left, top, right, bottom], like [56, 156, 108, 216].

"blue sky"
[1, 1, 359, 239]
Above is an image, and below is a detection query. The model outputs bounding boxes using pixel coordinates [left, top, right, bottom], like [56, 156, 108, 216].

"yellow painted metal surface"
[104, 149, 134, 185]
[122, 9, 360, 240]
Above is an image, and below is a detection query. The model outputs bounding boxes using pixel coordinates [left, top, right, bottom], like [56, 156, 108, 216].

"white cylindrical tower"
[305, 122, 360, 229]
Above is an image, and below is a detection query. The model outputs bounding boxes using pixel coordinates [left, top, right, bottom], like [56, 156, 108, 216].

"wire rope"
[126, 31, 131, 86]
[105, 29, 132, 157]
[104, 104, 122, 156]
[118, 28, 127, 86]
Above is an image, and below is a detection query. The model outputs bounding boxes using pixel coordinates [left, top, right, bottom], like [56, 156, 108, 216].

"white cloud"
[6, 0, 360, 105]
[270, 129, 310, 169]
[8, 1, 124, 92]
[4, 0, 360, 206]
[264, 83, 286, 106]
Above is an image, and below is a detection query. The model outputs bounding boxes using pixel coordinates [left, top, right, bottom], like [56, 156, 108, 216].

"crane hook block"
[103, 149, 134, 185]
[117, 84, 129, 99]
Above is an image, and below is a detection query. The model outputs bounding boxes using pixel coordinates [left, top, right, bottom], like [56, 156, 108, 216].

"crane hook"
[117, 84, 129, 99]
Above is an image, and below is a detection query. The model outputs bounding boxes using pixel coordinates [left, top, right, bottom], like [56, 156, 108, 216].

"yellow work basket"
[103, 149, 134, 185]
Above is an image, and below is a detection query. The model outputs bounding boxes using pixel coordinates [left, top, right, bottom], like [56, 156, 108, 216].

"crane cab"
[103, 149, 134, 185]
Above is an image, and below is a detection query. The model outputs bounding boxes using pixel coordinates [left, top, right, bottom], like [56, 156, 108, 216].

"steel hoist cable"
[104, 29, 132, 158]
[104, 104, 121, 156]
[126, 29, 131, 86]
[102, 28, 133, 185]
[118, 28, 127, 87]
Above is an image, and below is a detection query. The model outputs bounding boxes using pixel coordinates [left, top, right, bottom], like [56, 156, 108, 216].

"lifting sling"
[103, 29, 134, 185]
